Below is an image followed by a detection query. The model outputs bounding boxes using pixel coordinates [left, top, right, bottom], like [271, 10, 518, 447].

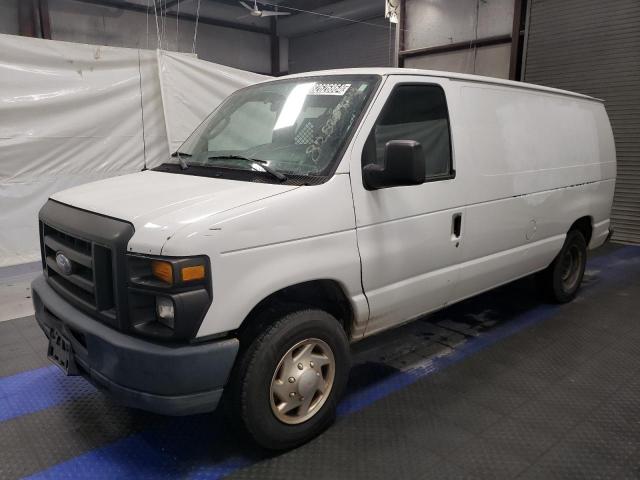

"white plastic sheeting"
[158, 51, 268, 153]
[0, 34, 266, 267]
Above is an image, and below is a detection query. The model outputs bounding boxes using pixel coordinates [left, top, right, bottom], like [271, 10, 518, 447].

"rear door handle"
[451, 213, 462, 245]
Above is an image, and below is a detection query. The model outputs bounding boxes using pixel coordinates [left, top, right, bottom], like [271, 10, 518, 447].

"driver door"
[349, 75, 466, 336]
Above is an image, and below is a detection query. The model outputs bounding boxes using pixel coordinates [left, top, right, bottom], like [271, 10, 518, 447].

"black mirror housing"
[363, 140, 425, 190]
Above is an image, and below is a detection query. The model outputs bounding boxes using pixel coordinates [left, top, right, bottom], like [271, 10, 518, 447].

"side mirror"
[363, 140, 425, 190]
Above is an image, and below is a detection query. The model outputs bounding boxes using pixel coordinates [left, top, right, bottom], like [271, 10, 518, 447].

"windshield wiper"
[171, 151, 191, 170]
[207, 155, 288, 182]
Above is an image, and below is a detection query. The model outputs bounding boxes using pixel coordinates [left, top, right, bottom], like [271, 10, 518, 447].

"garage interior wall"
[0, 0, 279, 74]
[523, 0, 640, 244]
[287, 17, 394, 74]
[401, 0, 515, 79]
[0, 0, 19, 35]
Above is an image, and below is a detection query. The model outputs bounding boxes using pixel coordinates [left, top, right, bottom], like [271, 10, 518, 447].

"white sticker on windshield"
[310, 83, 351, 96]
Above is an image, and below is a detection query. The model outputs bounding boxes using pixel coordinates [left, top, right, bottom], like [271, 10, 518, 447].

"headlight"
[156, 296, 175, 329]
[127, 254, 212, 341]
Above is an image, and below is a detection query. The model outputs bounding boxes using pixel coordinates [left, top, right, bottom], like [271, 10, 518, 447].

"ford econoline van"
[32, 68, 616, 449]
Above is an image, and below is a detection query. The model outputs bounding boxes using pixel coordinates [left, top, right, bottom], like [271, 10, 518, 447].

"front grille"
[39, 200, 135, 331]
[42, 223, 117, 324]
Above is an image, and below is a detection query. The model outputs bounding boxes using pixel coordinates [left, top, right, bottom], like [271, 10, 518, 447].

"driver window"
[365, 84, 452, 179]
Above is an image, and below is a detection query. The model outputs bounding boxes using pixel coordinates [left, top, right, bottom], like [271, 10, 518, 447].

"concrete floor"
[1, 243, 639, 479]
[0, 262, 39, 323]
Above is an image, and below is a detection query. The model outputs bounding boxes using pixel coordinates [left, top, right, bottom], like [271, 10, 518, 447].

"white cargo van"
[32, 68, 616, 449]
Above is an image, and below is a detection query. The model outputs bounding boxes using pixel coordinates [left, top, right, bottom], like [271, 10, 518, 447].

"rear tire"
[229, 308, 350, 450]
[538, 229, 587, 303]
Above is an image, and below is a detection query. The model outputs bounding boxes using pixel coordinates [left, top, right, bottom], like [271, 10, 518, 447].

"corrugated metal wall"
[288, 17, 392, 73]
[523, 0, 640, 244]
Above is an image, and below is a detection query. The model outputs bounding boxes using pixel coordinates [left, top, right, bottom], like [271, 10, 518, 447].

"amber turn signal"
[151, 260, 173, 285]
[181, 265, 205, 282]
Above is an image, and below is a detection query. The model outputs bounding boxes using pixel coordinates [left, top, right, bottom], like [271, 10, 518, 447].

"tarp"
[158, 50, 268, 153]
[0, 34, 266, 267]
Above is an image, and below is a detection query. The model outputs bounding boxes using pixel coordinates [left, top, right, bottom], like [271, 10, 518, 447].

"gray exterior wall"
[524, 0, 640, 244]
[288, 17, 392, 73]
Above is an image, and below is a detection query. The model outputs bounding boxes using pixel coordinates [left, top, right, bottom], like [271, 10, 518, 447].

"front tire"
[230, 308, 350, 450]
[539, 229, 587, 303]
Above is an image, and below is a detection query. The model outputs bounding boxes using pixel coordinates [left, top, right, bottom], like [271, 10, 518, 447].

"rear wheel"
[539, 229, 587, 303]
[229, 308, 350, 450]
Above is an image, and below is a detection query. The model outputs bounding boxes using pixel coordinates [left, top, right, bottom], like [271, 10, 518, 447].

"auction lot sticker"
[311, 83, 352, 95]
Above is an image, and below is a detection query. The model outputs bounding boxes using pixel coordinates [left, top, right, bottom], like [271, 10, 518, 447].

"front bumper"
[31, 275, 238, 416]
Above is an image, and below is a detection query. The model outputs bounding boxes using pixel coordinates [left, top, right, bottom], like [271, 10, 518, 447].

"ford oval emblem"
[55, 252, 73, 276]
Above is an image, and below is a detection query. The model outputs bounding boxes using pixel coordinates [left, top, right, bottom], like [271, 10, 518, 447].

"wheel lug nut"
[316, 372, 320, 376]
[288, 377, 295, 383]
[289, 392, 296, 398]
[297, 363, 303, 370]
[310, 361, 315, 368]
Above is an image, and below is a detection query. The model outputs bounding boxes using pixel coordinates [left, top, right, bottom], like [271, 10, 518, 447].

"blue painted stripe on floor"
[20, 246, 640, 479]
[337, 304, 556, 417]
[0, 365, 95, 422]
[25, 430, 181, 480]
[25, 414, 256, 480]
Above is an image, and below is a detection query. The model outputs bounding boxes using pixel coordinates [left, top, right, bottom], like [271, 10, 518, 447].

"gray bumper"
[31, 275, 238, 416]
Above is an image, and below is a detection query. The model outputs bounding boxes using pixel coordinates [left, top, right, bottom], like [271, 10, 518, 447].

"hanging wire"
[161, 0, 166, 50]
[472, 0, 480, 73]
[137, 50, 148, 171]
[192, 0, 202, 54]
[146, 0, 149, 49]
[152, 0, 162, 50]
[163, 0, 169, 50]
[176, 0, 180, 51]
[388, 19, 393, 67]
[259, 1, 407, 32]
[159, 0, 163, 48]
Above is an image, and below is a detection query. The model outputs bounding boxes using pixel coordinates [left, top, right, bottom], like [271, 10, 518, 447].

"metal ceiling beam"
[509, 0, 526, 80]
[71, 0, 270, 35]
[270, 16, 280, 75]
[399, 34, 512, 60]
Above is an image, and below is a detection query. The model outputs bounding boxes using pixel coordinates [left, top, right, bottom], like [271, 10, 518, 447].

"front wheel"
[230, 308, 350, 450]
[538, 229, 587, 303]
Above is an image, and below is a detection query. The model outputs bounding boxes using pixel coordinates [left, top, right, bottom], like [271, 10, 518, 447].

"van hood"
[51, 171, 299, 252]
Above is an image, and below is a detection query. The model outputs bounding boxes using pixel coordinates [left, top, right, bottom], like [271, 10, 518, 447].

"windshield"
[174, 75, 379, 179]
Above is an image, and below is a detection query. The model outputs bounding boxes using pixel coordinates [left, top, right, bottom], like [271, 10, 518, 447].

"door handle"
[451, 213, 462, 246]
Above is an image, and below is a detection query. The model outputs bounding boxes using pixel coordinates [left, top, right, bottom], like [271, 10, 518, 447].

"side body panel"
[157, 174, 368, 338]
[451, 82, 616, 302]
[349, 75, 616, 339]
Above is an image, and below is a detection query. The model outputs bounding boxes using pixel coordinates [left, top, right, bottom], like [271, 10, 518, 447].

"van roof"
[276, 68, 602, 103]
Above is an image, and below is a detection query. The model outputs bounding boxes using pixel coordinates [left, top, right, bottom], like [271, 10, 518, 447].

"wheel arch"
[569, 215, 593, 245]
[237, 279, 355, 348]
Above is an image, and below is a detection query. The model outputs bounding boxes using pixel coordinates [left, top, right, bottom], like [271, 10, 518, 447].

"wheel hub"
[269, 338, 335, 425]
[297, 369, 319, 397]
[560, 244, 583, 291]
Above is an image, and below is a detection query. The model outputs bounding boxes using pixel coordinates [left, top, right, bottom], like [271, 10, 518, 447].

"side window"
[364, 84, 453, 179]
